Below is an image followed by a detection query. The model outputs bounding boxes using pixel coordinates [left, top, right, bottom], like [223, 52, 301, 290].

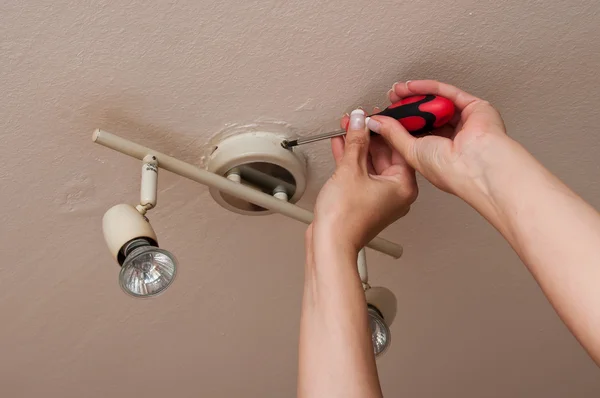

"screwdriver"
[282, 95, 455, 149]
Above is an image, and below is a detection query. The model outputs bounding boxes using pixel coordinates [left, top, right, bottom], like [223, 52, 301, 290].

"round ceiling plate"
[207, 131, 307, 216]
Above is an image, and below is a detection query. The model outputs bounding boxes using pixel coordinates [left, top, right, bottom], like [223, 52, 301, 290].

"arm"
[298, 109, 417, 397]
[370, 79, 600, 364]
[298, 227, 381, 398]
[461, 134, 600, 363]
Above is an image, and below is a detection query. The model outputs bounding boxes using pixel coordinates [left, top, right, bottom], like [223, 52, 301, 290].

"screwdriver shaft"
[282, 129, 346, 149]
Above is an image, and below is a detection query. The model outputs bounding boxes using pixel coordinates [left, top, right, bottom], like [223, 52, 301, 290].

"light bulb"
[119, 239, 177, 298]
[368, 306, 391, 357]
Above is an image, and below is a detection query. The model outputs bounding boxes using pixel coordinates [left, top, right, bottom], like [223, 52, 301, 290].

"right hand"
[367, 80, 507, 196]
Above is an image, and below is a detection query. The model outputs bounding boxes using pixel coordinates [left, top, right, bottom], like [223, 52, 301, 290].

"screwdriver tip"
[281, 139, 296, 149]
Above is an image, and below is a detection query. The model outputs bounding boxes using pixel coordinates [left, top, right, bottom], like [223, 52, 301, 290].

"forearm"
[459, 134, 600, 363]
[298, 228, 382, 398]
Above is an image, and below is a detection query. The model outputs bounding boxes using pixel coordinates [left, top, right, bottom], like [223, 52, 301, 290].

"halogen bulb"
[368, 306, 391, 357]
[119, 245, 177, 298]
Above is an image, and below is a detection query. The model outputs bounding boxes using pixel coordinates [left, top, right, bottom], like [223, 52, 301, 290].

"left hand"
[312, 108, 419, 251]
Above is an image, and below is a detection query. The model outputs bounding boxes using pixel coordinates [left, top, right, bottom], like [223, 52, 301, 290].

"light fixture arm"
[92, 129, 404, 259]
[358, 248, 370, 290]
[136, 155, 159, 215]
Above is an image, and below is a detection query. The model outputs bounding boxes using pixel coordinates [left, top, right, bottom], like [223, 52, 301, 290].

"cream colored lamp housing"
[102, 155, 177, 298]
[359, 249, 397, 358]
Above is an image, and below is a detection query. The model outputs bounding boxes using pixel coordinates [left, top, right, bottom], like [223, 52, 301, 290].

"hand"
[312, 108, 418, 252]
[367, 80, 507, 197]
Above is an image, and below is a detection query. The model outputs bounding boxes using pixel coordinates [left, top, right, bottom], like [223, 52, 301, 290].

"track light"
[119, 237, 177, 297]
[358, 249, 397, 358]
[368, 305, 391, 356]
[365, 286, 397, 358]
[94, 129, 404, 355]
[102, 156, 177, 298]
[92, 129, 404, 258]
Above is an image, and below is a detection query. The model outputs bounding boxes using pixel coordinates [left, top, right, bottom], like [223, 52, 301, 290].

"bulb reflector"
[368, 306, 391, 357]
[119, 246, 177, 297]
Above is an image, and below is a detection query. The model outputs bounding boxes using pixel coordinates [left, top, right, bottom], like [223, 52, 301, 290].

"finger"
[368, 107, 387, 174]
[369, 135, 392, 174]
[342, 109, 369, 169]
[339, 113, 349, 130]
[367, 154, 377, 175]
[367, 114, 417, 165]
[331, 136, 345, 166]
[390, 147, 407, 166]
[390, 81, 411, 100]
[448, 111, 462, 128]
[392, 80, 481, 111]
[432, 125, 456, 140]
[462, 100, 506, 133]
[388, 160, 417, 183]
[333, 113, 350, 166]
[385, 136, 416, 174]
[388, 86, 401, 103]
[376, 108, 413, 166]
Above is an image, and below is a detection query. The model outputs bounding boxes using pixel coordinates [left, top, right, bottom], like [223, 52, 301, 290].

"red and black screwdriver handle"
[369, 94, 455, 136]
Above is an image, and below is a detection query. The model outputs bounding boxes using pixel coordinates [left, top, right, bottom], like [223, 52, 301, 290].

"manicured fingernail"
[349, 109, 365, 130]
[342, 112, 349, 118]
[366, 116, 381, 133]
[405, 80, 413, 90]
[387, 88, 393, 97]
[392, 82, 399, 92]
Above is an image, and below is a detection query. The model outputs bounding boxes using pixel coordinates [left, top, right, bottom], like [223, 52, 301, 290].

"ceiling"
[1, 0, 600, 396]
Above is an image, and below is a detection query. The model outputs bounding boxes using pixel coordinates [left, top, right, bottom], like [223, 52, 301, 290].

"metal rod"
[237, 165, 296, 195]
[92, 129, 403, 259]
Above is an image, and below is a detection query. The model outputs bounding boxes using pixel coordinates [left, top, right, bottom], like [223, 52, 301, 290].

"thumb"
[367, 115, 417, 165]
[342, 109, 369, 168]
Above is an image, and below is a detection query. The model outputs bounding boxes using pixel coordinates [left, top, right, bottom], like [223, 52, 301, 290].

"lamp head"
[368, 305, 391, 357]
[365, 286, 397, 358]
[102, 204, 177, 297]
[118, 238, 177, 298]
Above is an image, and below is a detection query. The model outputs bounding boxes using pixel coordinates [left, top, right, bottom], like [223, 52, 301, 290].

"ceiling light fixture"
[368, 305, 391, 356]
[93, 129, 403, 258]
[358, 249, 397, 358]
[102, 155, 177, 297]
[94, 128, 402, 354]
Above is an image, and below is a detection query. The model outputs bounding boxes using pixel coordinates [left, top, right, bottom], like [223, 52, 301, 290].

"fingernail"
[349, 109, 365, 130]
[342, 112, 349, 118]
[387, 88, 393, 97]
[366, 116, 381, 133]
[405, 80, 412, 90]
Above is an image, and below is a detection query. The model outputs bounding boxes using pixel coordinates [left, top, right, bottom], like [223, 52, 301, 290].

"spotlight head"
[102, 204, 177, 298]
[368, 305, 391, 357]
[119, 238, 177, 298]
[102, 204, 158, 263]
[365, 286, 397, 358]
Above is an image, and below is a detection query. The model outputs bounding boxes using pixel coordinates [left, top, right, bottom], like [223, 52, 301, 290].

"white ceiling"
[1, 0, 600, 396]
